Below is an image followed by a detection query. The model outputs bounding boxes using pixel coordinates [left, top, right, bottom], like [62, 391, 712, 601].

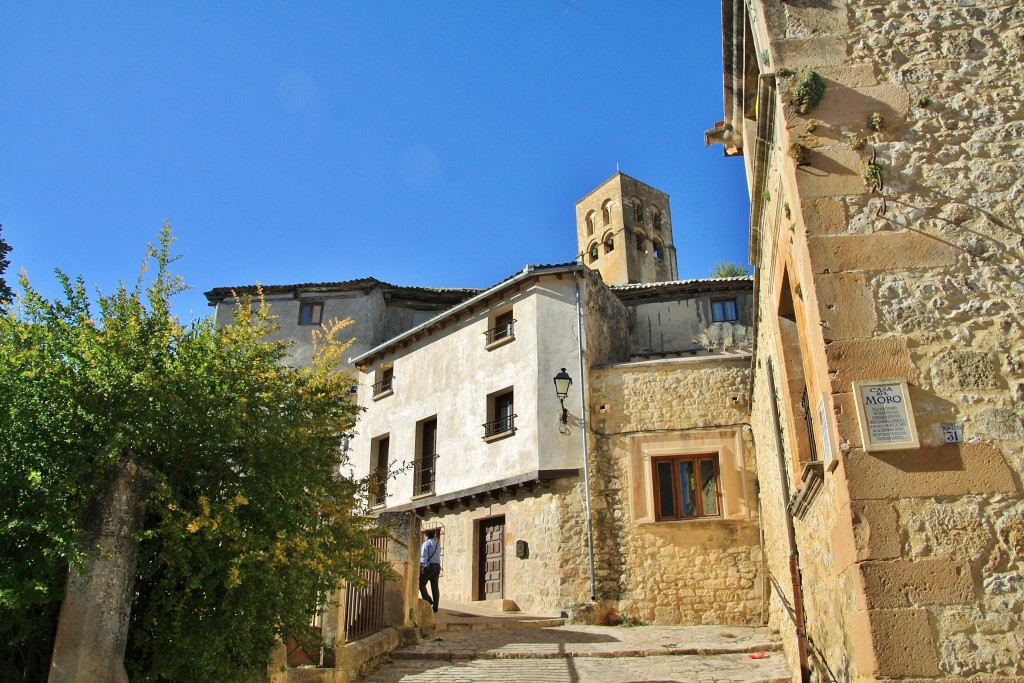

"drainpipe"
[573, 269, 597, 602]
[767, 360, 811, 682]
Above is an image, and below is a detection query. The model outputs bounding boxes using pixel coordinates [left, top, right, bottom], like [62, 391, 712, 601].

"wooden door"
[478, 517, 504, 600]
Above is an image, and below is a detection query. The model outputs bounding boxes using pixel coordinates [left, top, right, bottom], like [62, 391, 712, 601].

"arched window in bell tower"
[585, 210, 596, 236]
[601, 199, 612, 225]
[653, 209, 663, 232]
[635, 232, 646, 253]
[603, 233, 615, 254]
[588, 243, 599, 263]
[652, 237, 664, 260]
[633, 200, 644, 224]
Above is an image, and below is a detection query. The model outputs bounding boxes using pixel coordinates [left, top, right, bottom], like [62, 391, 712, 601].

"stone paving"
[360, 652, 792, 683]
[359, 603, 791, 683]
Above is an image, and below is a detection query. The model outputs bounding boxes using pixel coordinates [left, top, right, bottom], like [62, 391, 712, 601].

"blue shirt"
[420, 538, 440, 566]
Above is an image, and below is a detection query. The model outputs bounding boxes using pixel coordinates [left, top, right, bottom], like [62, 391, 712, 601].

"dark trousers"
[419, 563, 440, 612]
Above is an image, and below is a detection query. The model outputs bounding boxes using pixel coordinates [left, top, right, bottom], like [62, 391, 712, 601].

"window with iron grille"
[652, 454, 722, 521]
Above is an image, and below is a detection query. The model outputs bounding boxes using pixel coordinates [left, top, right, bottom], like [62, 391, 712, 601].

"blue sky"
[1, 1, 750, 322]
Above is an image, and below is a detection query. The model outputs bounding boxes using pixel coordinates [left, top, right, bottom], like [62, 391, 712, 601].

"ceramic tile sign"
[852, 378, 921, 452]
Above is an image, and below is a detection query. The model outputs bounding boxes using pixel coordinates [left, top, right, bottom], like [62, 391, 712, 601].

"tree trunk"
[48, 453, 153, 683]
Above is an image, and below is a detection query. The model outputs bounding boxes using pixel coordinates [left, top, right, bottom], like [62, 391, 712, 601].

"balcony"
[482, 414, 516, 442]
[370, 480, 387, 508]
[413, 454, 439, 497]
[371, 375, 393, 400]
[484, 319, 516, 350]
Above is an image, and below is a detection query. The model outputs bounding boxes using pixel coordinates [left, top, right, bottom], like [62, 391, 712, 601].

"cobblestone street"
[358, 606, 791, 683]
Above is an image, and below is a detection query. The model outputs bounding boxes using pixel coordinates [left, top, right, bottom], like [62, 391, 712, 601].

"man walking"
[419, 529, 441, 613]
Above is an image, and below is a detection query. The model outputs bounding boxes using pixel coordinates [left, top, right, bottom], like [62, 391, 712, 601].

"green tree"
[710, 261, 750, 278]
[0, 224, 387, 682]
[0, 224, 12, 302]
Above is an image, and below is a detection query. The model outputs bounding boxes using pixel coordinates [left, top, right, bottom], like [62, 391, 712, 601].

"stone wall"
[587, 357, 763, 625]
[730, 0, 1024, 679]
[416, 477, 592, 616]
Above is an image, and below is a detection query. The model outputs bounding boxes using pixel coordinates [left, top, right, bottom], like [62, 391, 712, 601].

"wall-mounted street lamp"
[553, 368, 572, 426]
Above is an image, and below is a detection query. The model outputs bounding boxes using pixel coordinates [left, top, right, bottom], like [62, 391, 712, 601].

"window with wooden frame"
[651, 454, 722, 521]
[298, 301, 323, 325]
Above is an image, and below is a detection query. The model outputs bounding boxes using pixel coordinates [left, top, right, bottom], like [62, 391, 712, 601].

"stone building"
[706, 0, 1024, 680]
[205, 173, 763, 625]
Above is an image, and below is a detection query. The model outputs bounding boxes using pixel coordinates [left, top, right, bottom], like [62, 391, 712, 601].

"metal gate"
[343, 535, 389, 642]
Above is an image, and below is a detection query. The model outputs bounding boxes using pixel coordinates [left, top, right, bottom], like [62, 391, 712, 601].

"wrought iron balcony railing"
[372, 376, 393, 396]
[482, 414, 516, 438]
[369, 471, 387, 507]
[413, 454, 438, 496]
[483, 319, 516, 345]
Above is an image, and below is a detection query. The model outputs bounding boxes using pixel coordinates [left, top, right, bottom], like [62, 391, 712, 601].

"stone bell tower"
[575, 172, 678, 286]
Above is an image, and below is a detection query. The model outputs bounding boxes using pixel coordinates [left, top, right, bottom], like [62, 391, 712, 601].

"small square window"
[711, 299, 738, 323]
[299, 301, 323, 325]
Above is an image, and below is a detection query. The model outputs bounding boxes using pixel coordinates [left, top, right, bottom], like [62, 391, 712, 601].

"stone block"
[832, 501, 901, 574]
[824, 337, 916, 394]
[809, 231, 959, 274]
[815, 272, 877, 340]
[802, 197, 847, 235]
[848, 608, 940, 677]
[931, 350, 1001, 391]
[812, 83, 911, 126]
[844, 442, 1018, 500]
[815, 64, 879, 88]
[794, 147, 870, 198]
[856, 558, 974, 610]
[774, 37, 849, 68]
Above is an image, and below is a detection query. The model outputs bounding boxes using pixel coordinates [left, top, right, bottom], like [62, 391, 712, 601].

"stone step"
[435, 617, 566, 632]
